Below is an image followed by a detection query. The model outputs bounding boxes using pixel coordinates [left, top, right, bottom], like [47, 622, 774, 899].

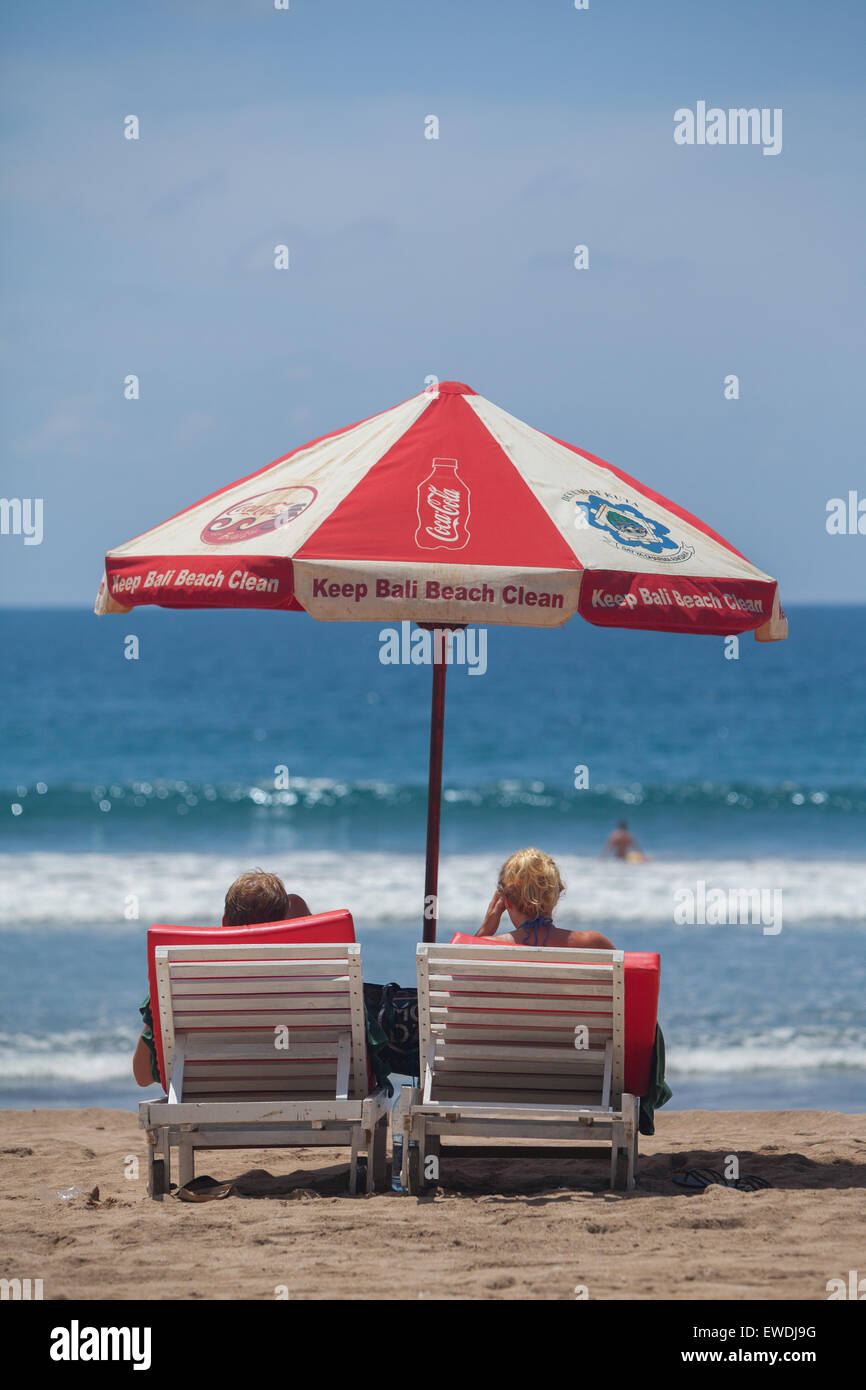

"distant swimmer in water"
[601, 820, 648, 862]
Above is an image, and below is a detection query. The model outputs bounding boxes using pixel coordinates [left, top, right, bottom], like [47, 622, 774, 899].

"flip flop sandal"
[728, 1175, 771, 1192]
[174, 1175, 237, 1202]
[673, 1167, 726, 1189]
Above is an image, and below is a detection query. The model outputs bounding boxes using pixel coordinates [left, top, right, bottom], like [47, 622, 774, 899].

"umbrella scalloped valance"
[95, 380, 787, 642]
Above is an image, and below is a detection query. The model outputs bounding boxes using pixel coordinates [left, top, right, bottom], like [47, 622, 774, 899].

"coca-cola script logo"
[415, 457, 471, 550]
[200, 486, 317, 546]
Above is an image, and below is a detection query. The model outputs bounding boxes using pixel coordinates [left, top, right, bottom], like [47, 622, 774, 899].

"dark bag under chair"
[363, 982, 419, 1078]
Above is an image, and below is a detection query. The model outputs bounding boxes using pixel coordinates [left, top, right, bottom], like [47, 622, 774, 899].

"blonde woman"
[477, 847, 614, 950]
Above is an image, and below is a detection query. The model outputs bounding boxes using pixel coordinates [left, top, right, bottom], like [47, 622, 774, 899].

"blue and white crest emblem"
[567, 492, 694, 563]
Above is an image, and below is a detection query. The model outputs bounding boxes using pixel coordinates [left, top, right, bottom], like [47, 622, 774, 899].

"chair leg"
[146, 1133, 163, 1200]
[629, 1097, 639, 1189]
[417, 1127, 426, 1188]
[407, 1112, 426, 1196]
[159, 1127, 171, 1196]
[349, 1130, 361, 1195]
[178, 1138, 194, 1189]
[365, 1129, 376, 1195]
[425, 1134, 441, 1185]
[400, 1087, 419, 1189]
[610, 1121, 623, 1190]
[400, 1119, 410, 1190]
[372, 1116, 388, 1192]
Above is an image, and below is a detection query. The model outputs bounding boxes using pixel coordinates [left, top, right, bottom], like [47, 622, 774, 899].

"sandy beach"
[1, 1106, 863, 1301]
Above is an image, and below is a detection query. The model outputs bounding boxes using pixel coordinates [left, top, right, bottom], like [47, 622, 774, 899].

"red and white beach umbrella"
[96, 380, 787, 937]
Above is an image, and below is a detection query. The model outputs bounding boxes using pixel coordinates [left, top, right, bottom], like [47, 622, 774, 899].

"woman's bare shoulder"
[564, 929, 615, 950]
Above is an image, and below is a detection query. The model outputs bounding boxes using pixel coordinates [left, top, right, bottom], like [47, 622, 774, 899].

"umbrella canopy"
[95, 379, 787, 937]
[96, 380, 786, 640]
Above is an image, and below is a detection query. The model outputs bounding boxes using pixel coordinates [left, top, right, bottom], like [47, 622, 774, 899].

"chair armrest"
[362, 1088, 392, 1125]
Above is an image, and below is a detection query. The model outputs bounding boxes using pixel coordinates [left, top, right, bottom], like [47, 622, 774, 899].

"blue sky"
[1, 0, 864, 605]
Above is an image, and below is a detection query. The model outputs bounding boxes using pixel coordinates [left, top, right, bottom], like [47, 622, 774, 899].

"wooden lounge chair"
[139, 938, 390, 1197]
[398, 942, 641, 1193]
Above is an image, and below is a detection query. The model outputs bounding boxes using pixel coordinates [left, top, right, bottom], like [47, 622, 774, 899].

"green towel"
[639, 1023, 672, 1136]
[363, 1003, 395, 1097]
[139, 993, 161, 1084]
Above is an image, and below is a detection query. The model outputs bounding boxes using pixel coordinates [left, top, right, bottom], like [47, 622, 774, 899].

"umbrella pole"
[422, 631, 447, 943]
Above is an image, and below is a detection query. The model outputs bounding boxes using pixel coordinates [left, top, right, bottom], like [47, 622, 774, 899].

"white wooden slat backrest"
[154, 943, 368, 1102]
[417, 944, 625, 1109]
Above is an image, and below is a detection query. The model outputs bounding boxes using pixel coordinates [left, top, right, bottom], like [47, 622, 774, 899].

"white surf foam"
[668, 1030, 866, 1075]
[0, 1030, 139, 1084]
[1, 851, 864, 928]
[3, 1028, 863, 1086]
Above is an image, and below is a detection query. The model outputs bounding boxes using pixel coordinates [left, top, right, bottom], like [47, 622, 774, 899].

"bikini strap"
[517, 915, 554, 946]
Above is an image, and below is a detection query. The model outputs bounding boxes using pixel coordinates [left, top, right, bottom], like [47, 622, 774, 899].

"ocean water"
[1, 605, 864, 1113]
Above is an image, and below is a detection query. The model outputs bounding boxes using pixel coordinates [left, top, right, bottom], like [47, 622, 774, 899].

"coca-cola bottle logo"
[415, 457, 471, 550]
